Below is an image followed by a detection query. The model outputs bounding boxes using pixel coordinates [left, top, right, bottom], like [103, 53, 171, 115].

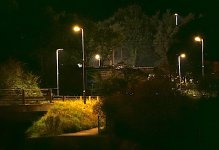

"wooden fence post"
[22, 89, 25, 104]
[98, 115, 100, 134]
[49, 88, 53, 103]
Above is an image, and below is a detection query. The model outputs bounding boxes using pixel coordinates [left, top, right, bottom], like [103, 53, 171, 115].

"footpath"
[59, 127, 99, 136]
[24, 128, 111, 150]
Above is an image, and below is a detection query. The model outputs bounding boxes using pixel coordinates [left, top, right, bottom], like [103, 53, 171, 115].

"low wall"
[0, 104, 53, 113]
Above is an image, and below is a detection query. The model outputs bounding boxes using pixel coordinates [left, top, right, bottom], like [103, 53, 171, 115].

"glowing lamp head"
[95, 54, 100, 60]
[73, 26, 81, 32]
[194, 36, 202, 42]
[180, 53, 186, 58]
[174, 13, 178, 16]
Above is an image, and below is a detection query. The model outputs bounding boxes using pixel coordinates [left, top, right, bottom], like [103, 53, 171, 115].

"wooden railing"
[0, 89, 52, 105]
[52, 95, 100, 101]
[0, 89, 101, 105]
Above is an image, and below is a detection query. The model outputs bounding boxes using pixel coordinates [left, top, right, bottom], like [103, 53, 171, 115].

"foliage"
[181, 75, 219, 99]
[95, 67, 148, 96]
[86, 21, 124, 65]
[0, 59, 42, 99]
[26, 99, 101, 137]
[99, 72, 219, 149]
[196, 96, 219, 149]
[98, 5, 153, 67]
[153, 10, 194, 73]
[90, 5, 194, 73]
[101, 78, 199, 149]
[197, 76, 219, 94]
[0, 59, 40, 90]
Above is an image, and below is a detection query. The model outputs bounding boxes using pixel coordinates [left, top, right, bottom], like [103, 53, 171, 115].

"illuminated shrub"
[26, 99, 100, 137]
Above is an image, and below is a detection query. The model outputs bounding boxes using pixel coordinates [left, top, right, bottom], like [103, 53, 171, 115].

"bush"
[102, 78, 198, 149]
[26, 99, 100, 137]
[0, 59, 40, 90]
[0, 59, 42, 101]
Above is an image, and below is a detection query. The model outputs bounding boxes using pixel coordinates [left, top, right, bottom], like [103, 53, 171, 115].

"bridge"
[0, 88, 100, 114]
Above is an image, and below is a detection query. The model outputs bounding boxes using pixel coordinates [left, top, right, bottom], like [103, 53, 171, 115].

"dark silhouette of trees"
[87, 5, 194, 74]
[101, 76, 219, 149]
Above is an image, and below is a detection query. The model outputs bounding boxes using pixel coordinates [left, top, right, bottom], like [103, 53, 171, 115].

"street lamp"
[174, 13, 178, 26]
[178, 53, 186, 89]
[194, 36, 204, 77]
[73, 25, 86, 104]
[56, 48, 64, 96]
[95, 54, 101, 67]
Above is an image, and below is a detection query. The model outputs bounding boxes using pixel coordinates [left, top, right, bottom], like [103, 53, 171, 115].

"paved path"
[25, 128, 109, 150]
[59, 128, 99, 136]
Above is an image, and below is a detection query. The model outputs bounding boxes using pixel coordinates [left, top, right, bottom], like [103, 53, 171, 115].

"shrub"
[102, 78, 198, 149]
[0, 59, 40, 90]
[26, 99, 100, 137]
[0, 59, 42, 101]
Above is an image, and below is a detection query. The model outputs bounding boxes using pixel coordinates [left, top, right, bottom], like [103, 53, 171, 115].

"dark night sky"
[0, 0, 218, 62]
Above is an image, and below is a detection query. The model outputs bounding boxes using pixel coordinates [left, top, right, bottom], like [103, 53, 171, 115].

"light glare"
[95, 54, 100, 60]
[73, 26, 81, 32]
[180, 53, 186, 58]
[195, 36, 202, 42]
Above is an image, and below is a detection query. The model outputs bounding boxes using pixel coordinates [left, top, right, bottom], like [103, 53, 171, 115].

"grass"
[26, 99, 101, 138]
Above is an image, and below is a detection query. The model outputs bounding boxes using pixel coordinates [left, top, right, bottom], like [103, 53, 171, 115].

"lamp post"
[73, 25, 86, 104]
[194, 36, 204, 77]
[174, 13, 178, 26]
[178, 53, 186, 89]
[56, 48, 64, 96]
[95, 54, 101, 67]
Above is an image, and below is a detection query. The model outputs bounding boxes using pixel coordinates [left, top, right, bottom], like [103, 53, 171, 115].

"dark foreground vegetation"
[0, 111, 45, 150]
[101, 77, 219, 150]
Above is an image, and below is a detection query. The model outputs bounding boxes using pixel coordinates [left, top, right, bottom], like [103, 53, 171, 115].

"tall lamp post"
[56, 48, 64, 96]
[174, 13, 178, 26]
[73, 25, 86, 104]
[178, 53, 186, 89]
[194, 36, 204, 77]
[95, 54, 101, 67]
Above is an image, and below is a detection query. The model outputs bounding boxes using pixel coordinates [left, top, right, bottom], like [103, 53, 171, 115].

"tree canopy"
[85, 5, 194, 73]
[0, 59, 40, 89]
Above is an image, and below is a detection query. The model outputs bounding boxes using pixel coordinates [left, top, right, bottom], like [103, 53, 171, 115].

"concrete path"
[59, 128, 99, 136]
